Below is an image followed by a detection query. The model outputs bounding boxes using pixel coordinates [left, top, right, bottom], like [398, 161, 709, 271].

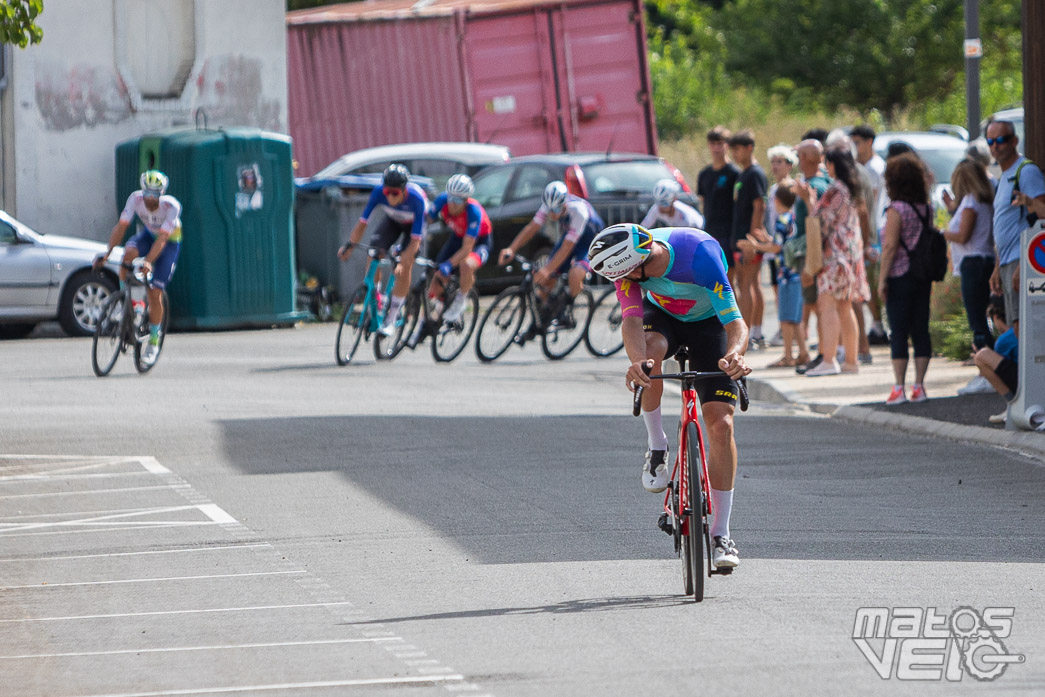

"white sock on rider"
[710, 488, 733, 540]
[386, 295, 404, 323]
[751, 325, 763, 340]
[642, 407, 669, 451]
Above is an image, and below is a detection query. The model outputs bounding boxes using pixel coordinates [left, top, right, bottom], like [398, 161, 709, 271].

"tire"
[92, 291, 126, 377]
[431, 288, 479, 363]
[133, 291, 170, 374]
[373, 289, 418, 361]
[335, 284, 372, 366]
[0, 323, 37, 339]
[684, 421, 706, 602]
[584, 287, 624, 357]
[475, 286, 526, 363]
[540, 288, 593, 360]
[60, 270, 117, 336]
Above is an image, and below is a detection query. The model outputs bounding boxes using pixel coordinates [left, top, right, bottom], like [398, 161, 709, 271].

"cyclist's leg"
[122, 230, 153, 285]
[459, 242, 489, 296]
[432, 235, 462, 298]
[566, 259, 588, 299]
[147, 241, 179, 328]
[639, 303, 681, 445]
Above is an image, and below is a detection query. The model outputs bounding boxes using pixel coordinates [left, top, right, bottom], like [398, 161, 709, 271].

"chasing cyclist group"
[105, 164, 753, 570]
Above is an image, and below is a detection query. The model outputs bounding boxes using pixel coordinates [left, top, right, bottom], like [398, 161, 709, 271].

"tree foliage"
[0, 0, 42, 47]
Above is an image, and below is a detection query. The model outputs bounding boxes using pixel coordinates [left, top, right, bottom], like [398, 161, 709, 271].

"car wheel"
[0, 323, 37, 339]
[59, 270, 117, 336]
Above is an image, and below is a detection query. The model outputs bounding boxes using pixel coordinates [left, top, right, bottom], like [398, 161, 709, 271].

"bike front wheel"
[335, 284, 372, 366]
[683, 421, 706, 602]
[540, 288, 593, 360]
[475, 286, 526, 363]
[584, 287, 624, 357]
[374, 291, 418, 361]
[133, 291, 170, 373]
[91, 291, 126, 377]
[431, 289, 479, 363]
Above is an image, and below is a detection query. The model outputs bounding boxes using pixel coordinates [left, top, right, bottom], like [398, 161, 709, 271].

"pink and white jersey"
[119, 192, 183, 242]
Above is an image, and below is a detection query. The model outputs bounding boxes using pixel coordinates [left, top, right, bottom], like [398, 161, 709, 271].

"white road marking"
[0, 471, 152, 483]
[0, 522, 230, 539]
[0, 637, 399, 659]
[0, 601, 356, 623]
[0, 505, 234, 533]
[56, 675, 465, 697]
[0, 543, 271, 563]
[2, 570, 305, 590]
[197, 503, 237, 524]
[139, 458, 171, 474]
[0, 485, 176, 500]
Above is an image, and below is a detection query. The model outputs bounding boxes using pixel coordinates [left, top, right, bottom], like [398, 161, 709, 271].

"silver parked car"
[0, 210, 122, 338]
[311, 142, 511, 191]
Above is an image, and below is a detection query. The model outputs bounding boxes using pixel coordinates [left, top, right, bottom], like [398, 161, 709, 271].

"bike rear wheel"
[91, 291, 126, 377]
[540, 288, 593, 360]
[133, 291, 170, 373]
[584, 286, 624, 357]
[335, 284, 372, 366]
[431, 288, 479, 363]
[683, 421, 706, 602]
[475, 286, 526, 363]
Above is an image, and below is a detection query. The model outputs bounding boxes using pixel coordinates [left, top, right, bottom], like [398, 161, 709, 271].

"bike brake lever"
[632, 362, 653, 417]
[737, 376, 750, 412]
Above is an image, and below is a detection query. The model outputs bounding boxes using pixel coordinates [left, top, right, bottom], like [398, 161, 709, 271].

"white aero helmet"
[445, 173, 474, 199]
[542, 180, 569, 212]
[652, 178, 680, 207]
[588, 223, 654, 280]
[140, 170, 169, 197]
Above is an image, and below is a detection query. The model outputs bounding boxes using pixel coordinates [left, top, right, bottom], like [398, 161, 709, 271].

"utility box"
[116, 127, 304, 330]
[286, 0, 658, 175]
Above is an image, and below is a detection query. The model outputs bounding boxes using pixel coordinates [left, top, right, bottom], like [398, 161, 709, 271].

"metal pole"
[965, 0, 981, 139]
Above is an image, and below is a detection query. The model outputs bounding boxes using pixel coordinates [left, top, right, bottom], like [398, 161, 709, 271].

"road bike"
[335, 245, 408, 365]
[583, 285, 624, 358]
[631, 349, 748, 601]
[474, 256, 593, 362]
[396, 262, 480, 363]
[91, 259, 170, 377]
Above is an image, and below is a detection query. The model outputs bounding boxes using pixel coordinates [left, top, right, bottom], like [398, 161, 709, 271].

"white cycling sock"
[710, 488, 733, 540]
[751, 325, 763, 340]
[386, 295, 404, 323]
[641, 407, 669, 451]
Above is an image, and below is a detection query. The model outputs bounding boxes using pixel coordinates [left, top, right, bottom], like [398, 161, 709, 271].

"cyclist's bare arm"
[95, 219, 131, 267]
[499, 220, 541, 264]
[622, 315, 653, 390]
[719, 318, 752, 380]
[338, 220, 368, 260]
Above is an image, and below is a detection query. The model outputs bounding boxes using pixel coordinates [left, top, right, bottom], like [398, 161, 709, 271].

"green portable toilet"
[115, 127, 304, 329]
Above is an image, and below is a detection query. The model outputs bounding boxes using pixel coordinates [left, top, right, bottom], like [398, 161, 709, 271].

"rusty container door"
[548, 0, 657, 154]
[463, 9, 563, 156]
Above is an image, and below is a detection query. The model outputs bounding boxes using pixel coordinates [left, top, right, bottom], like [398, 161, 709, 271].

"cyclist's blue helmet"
[588, 223, 653, 280]
[542, 181, 569, 212]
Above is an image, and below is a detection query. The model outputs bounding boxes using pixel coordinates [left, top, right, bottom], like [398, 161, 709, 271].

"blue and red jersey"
[429, 193, 492, 240]
[360, 182, 429, 239]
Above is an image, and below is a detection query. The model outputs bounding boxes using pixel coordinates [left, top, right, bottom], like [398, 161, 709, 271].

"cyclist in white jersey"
[94, 170, 181, 365]
[641, 179, 704, 230]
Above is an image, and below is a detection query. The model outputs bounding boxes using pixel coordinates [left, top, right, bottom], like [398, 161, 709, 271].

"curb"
[748, 377, 1045, 461]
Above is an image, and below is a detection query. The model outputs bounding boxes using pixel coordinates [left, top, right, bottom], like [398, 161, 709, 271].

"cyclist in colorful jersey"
[588, 223, 752, 569]
[93, 170, 181, 366]
[641, 179, 705, 230]
[426, 174, 492, 323]
[498, 181, 603, 308]
[338, 164, 429, 335]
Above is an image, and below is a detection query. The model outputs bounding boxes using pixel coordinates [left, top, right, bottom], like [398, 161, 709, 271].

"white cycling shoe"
[642, 448, 669, 493]
[712, 536, 739, 568]
[141, 341, 160, 365]
[442, 293, 467, 323]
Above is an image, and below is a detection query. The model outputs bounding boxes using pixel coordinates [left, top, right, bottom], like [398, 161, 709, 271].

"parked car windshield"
[582, 160, 674, 195]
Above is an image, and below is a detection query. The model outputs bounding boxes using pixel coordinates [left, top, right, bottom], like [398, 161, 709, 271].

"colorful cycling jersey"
[119, 191, 183, 243]
[640, 200, 705, 230]
[614, 227, 741, 324]
[360, 182, 429, 238]
[532, 194, 602, 245]
[428, 193, 492, 239]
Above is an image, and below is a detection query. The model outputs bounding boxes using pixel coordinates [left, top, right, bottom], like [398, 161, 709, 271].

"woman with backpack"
[878, 152, 935, 406]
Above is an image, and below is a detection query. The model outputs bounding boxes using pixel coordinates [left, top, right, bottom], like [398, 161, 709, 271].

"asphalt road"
[1, 324, 1043, 696]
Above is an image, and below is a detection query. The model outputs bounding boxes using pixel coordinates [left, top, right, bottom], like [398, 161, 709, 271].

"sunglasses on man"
[986, 134, 1014, 146]
[382, 187, 404, 197]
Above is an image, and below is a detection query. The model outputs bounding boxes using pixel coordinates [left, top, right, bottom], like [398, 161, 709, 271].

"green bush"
[929, 275, 974, 361]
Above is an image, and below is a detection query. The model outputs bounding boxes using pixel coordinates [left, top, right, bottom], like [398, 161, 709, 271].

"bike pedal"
[656, 512, 674, 536]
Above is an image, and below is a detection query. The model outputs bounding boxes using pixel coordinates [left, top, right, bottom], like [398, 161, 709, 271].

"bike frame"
[359, 248, 397, 331]
[668, 378, 713, 538]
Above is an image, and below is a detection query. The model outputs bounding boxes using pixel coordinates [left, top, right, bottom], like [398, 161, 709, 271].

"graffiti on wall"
[35, 64, 132, 131]
[194, 55, 282, 132]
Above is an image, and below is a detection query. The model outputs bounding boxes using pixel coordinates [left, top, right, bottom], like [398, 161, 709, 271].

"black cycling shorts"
[369, 217, 415, 253]
[642, 300, 739, 407]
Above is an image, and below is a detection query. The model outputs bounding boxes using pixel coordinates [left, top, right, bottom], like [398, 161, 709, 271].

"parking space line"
[0, 601, 356, 623]
[0, 505, 231, 532]
[3, 570, 306, 590]
[0, 471, 152, 483]
[0, 523, 229, 539]
[57, 675, 466, 697]
[0, 543, 271, 563]
[0, 637, 400, 660]
[0, 485, 176, 500]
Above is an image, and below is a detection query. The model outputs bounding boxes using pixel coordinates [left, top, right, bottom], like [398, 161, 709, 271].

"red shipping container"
[287, 0, 658, 176]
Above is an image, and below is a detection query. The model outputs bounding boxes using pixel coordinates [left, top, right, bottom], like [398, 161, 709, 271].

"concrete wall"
[0, 0, 287, 240]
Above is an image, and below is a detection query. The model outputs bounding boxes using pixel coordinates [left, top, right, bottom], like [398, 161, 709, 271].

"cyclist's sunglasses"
[383, 187, 404, 197]
[986, 134, 1014, 146]
[447, 195, 466, 205]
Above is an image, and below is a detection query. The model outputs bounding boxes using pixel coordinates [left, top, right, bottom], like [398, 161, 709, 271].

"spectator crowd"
[691, 120, 1044, 419]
